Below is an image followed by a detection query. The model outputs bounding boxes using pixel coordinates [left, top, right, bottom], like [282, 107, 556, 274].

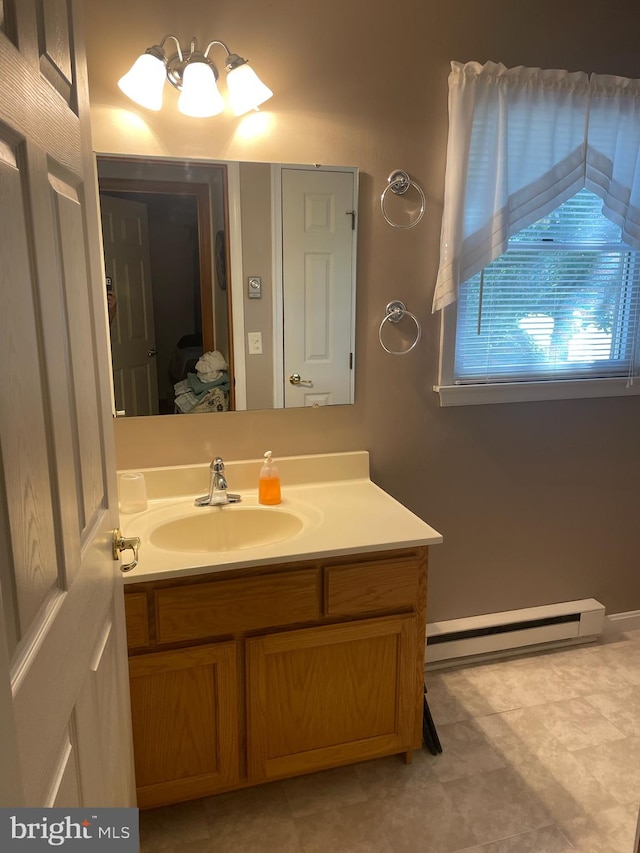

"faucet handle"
[211, 457, 225, 472]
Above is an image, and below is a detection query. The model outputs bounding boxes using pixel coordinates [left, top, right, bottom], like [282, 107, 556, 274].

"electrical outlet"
[248, 331, 263, 355]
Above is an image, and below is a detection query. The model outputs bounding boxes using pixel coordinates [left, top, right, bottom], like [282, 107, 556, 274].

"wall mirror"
[97, 155, 358, 416]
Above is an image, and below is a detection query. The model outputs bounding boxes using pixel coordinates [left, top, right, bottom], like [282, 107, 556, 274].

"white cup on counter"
[119, 472, 148, 513]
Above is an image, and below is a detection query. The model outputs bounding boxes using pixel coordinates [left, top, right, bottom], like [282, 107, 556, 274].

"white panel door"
[282, 169, 356, 407]
[0, 0, 135, 807]
[101, 193, 159, 417]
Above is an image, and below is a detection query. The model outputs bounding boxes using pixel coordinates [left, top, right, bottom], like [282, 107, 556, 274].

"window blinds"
[454, 190, 640, 384]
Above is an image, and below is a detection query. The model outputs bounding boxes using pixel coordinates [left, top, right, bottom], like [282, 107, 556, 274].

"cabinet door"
[129, 643, 239, 808]
[246, 616, 417, 782]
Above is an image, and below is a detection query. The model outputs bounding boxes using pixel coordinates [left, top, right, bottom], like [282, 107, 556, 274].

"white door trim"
[227, 161, 247, 410]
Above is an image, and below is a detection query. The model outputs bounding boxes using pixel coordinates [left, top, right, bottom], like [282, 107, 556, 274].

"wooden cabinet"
[124, 592, 149, 649]
[246, 615, 417, 782]
[124, 546, 428, 808]
[128, 642, 239, 809]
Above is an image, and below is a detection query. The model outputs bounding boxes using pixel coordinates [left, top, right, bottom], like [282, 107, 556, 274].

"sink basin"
[149, 506, 305, 553]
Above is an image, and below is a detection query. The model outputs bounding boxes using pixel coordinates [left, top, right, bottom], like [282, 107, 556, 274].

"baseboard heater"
[425, 598, 605, 667]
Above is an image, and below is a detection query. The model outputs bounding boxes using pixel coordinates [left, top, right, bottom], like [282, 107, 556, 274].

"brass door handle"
[148, 347, 157, 357]
[112, 529, 141, 573]
[289, 373, 312, 386]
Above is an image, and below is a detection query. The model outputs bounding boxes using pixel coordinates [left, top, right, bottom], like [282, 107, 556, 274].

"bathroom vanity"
[119, 452, 442, 809]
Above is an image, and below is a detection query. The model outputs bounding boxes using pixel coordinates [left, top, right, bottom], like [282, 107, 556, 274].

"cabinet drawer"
[124, 593, 150, 649]
[155, 569, 321, 644]
[325, 556, 419, 617]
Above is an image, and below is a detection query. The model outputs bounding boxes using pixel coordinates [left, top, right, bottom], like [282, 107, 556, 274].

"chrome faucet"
[194, 457, 241, 506]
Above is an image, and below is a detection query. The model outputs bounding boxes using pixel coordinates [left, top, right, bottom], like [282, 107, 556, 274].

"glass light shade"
[117, 53, 166, 111]
[178, 61, 225, 117]
[226, 63, 273, 116]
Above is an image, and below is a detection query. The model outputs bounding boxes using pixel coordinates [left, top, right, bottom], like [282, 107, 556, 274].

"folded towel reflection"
[174, 379, 190, 396]
[174, 390, 201, 413]
[174, 366, 230, 414]
[190, 387, 229, 413]
[187, 371, 229, 394]
[196, 350, 228, 383]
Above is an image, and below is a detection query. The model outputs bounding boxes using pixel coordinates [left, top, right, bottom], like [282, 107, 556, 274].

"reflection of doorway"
[100, 193, 160, 415]
[101, 188, 204, 414]
[98, 163, 233, 415]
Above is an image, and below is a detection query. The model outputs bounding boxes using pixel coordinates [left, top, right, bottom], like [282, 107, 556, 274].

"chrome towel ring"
[379, 301, 422, 355]
[380, 170, 425, 229]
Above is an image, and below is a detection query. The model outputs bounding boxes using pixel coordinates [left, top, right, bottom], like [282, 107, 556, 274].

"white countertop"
[118, 451, 443, 583]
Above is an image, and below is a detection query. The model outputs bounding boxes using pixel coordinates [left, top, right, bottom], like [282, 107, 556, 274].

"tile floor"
[139, 630, 640, 853]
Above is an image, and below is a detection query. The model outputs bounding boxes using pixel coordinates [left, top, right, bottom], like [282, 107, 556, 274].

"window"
[448, 190, 640, 397]
[434, 61, 640, 406]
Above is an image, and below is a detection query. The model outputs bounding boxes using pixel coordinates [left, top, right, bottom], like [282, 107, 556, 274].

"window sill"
[434, 377, 640, 407]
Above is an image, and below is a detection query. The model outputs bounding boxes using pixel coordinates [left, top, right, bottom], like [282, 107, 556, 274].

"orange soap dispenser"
[258, 450, 281, 505]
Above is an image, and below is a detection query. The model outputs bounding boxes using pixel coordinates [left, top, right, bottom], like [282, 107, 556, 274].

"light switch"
[248, 332, 263, 355]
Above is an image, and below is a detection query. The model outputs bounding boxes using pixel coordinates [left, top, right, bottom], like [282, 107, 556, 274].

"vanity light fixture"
[117, 35, 273, 118]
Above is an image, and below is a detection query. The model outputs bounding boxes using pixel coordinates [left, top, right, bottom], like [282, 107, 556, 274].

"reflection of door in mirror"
[281, 168, 356, 408]
[101, 194, 159, 415]
[97, 158, 233, 416]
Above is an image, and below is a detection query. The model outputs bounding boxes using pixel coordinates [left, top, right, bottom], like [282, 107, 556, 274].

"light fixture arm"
[158, 34, 184, 62]
[203, 39, 232, 59]
[202, 40, 251, 74]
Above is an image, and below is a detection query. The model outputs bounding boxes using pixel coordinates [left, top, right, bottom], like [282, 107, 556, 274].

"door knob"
[289, 373, 312, 386]
[112, 529, 141, 573]
[148, 347, 157, 357]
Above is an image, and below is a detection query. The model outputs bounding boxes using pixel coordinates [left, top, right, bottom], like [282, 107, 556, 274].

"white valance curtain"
[433, 60, 640, 312]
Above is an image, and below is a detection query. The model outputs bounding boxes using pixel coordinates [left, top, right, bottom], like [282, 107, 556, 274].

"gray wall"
[85, 0, 640, 622]
[240, 162, 275, 410]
